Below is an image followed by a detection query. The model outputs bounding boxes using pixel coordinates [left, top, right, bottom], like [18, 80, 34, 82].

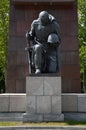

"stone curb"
[0, 126, 86, 130]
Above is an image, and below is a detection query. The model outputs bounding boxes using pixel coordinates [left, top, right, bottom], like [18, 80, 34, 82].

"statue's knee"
[35, 44, 42, 52]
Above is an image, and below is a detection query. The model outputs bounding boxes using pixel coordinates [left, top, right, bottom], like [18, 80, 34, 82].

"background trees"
[78, 0, 86, 92]
[0, 0, 9, 93]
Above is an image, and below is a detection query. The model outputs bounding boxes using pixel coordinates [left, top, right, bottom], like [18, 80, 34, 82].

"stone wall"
[0, 93, 86, 113]
[6, 0, 81, 93]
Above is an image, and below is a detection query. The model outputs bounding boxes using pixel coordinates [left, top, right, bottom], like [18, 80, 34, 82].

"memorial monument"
[23, 11, 64, 122]
[6, 0, 81, 93]
[25, 11, 61, 74]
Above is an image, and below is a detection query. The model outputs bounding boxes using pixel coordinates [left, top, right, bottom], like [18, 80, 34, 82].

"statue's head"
[39, 11, 49, 25]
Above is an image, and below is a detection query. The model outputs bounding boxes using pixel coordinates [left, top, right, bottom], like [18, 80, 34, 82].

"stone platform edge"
[0, 126, 86, 130]
[0, 93, 86, 113]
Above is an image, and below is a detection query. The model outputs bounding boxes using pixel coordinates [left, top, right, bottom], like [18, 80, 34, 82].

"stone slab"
[26, 77, 43, 96]
[26, 96, 35, 113]
[44, 77, 61, 96]
[2, 94, 86, 113]
[37, 96, 51, 114]
[24, 76, 63, 122]
[23, 113, 43, 122]
[78, 94, 86, 112]
[1, 126, 86, 130]
[64, 113, 86, 121]
[0, 94, 9, 112]
[1, 93, 86, 113]
[26, 76, 61, 96]
[52, 96, 61, 114]
[10, 95, 26, 112]
[0, 113, 23, 121]
[23, 113, 64, 122]
[1, 112, 86, 122]
[44, 114, 64, 121]
[62, 94, 77, 112]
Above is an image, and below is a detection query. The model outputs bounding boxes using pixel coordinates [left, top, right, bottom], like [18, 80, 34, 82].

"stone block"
[78, 94, 86, 112]
[44, 77, 61, 95]
[26, 77, 43, 95]
[44, 114, 64, 122]
[24, 76, 64, 122]
[23, 113, 43, 122]
[26, 96, 35, 114]
[0, 94, 9, 112]
[52, 96, 61, 114]
[64, 113, 86, 122]
[62, 94, 77, 112]
[0, 113, 23, 121]
[9, 94, 26, 112]
[37, 96, 51, 114]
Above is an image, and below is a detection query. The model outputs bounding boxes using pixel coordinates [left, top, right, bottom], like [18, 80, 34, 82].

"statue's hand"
[25, 47, 30, 51]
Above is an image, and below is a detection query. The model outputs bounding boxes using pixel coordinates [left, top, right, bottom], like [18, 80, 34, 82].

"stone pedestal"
[23, 76, 64, 122]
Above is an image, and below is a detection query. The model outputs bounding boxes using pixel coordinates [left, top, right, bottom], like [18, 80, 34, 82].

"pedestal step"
[23, 113, 64, 122]
[24, 76, 64, 122]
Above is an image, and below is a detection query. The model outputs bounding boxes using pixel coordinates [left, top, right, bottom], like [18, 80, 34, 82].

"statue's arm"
[49, 14, 61, 44]
[26, 21, 35, 41]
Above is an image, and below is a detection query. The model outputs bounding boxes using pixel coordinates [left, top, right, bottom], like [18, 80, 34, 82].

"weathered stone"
[26, 77, 43, 96]
[26, 96, 35, 113]
[62, 94, 77, 112]
[44, 77, 61, 96]
[37, 96, 51, 114]
[23, 76, 64, 122]
[44, 114, 64, 122]
[52, 96, 61, 114]
[23, 113, 43, 122]
[78, 94, 86, 112]
[10, 94, 26, 112]
[0, 94, 9, 112]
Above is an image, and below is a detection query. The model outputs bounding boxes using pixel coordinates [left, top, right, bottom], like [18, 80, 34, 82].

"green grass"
[0, 121, 86, 126]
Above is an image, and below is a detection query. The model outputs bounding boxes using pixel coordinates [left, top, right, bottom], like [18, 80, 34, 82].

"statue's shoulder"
[32, 19, 39, 26]
[49, 14, 55, 22]
[49, 15, 60, 28]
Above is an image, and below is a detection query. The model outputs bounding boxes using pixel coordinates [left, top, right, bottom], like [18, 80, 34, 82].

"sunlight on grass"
[0, 121, 86, 126]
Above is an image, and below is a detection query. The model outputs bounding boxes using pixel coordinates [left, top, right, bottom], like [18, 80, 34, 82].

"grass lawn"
[0, 121, 86, 126]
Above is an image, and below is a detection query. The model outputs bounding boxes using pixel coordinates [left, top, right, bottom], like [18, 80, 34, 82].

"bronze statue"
[26, 11, 61, 74]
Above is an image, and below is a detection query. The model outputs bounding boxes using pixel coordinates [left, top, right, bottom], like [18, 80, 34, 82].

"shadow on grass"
[0, 121, 86, 126]
[66, 121, 86, 126]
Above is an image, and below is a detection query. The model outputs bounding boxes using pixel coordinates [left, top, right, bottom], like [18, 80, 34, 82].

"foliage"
[78, 0, 86, 92]
[0, 0, 9, 93]
[78, 0, 86, 71]
[78, 0, 86, 46]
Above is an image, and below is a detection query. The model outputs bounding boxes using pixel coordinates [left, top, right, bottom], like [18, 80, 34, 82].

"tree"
[78, 0, 86, 92]
[0, 0, 9, 93]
